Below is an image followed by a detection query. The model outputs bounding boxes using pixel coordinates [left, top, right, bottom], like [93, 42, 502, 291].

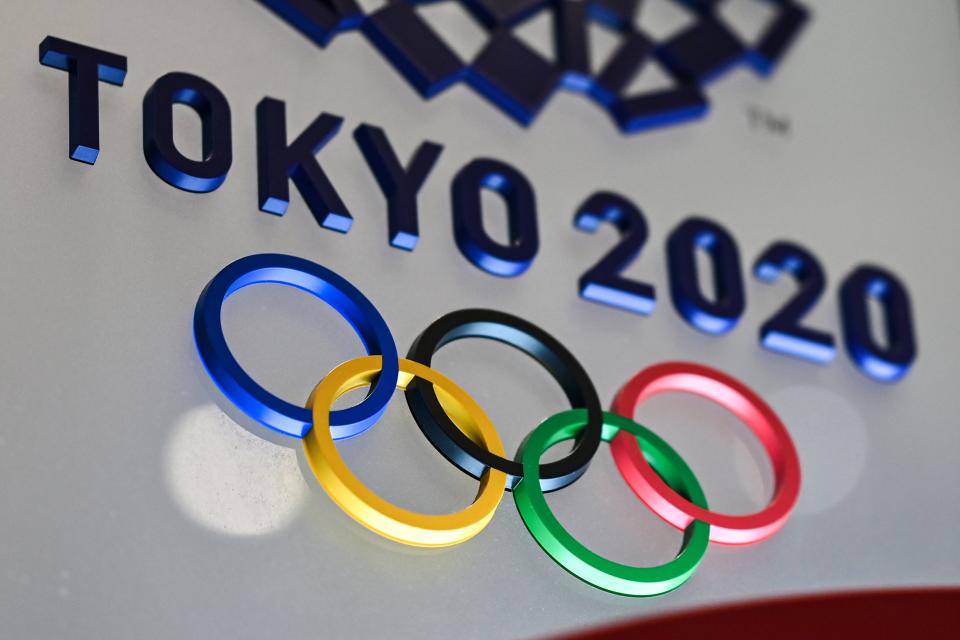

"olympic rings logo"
[194, 254, 802, 597]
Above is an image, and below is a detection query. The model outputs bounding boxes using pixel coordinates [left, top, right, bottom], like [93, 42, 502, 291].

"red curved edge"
[550, 588, 960, 639]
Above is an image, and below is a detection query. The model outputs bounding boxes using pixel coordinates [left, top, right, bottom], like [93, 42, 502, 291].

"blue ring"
[193, 254, 399, 439]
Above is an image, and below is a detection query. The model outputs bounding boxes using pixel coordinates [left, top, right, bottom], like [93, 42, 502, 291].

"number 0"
[839, 265, 916, 382]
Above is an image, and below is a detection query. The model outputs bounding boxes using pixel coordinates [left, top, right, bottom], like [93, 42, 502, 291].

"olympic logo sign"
[256, 0, 810, 133]
[194, 253, 801, 597]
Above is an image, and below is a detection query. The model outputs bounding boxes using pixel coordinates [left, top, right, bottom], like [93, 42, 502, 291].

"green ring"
[513, 409, 711, 597]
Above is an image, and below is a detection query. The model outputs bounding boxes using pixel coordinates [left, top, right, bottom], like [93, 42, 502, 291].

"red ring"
[610, 362, 801, 545]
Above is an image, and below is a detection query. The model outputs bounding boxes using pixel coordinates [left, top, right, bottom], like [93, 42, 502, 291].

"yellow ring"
[303, 356, 508, 547]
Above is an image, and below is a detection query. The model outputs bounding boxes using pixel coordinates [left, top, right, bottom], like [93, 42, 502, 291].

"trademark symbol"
[746, 105, 792, 137]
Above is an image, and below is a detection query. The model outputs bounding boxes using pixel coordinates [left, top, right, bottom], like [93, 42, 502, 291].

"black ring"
[404, 309, 603, 492]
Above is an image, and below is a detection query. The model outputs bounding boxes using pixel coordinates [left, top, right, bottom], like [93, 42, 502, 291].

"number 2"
[573, 191, 655, 315]
[753, 241, 836, 364]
